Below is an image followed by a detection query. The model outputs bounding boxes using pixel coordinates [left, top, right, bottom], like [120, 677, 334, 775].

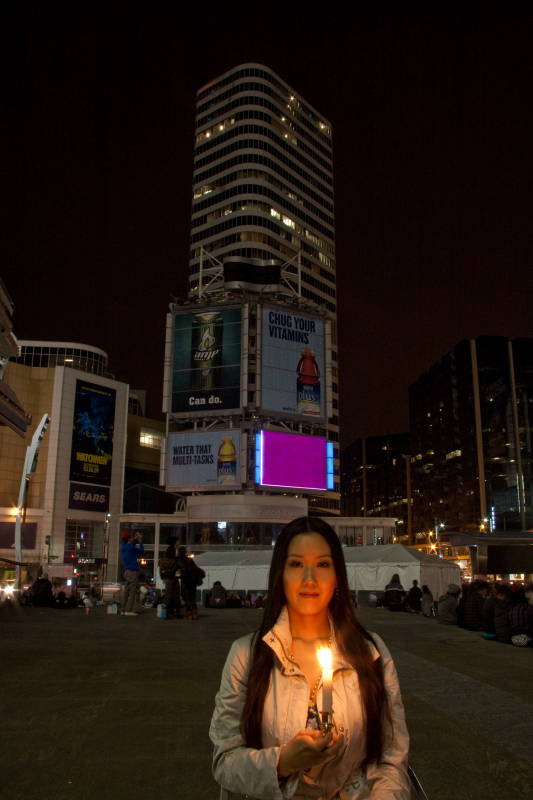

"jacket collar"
[262, 606, 379, 672]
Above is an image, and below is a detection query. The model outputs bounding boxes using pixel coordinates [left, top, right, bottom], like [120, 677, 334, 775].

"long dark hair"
[241, 517, 392, 766]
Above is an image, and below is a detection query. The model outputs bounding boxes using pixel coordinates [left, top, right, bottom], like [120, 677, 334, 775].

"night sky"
[2, 1, 532, 446]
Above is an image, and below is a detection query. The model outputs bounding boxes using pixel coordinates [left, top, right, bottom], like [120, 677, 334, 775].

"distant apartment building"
[341, 433, 411, 541]
[409, 336, 533, 541]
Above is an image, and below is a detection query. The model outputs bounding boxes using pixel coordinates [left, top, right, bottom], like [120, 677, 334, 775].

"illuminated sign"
[171, 307, 242, 414]
[261, 305, 325, 420]
[255, 430, 327, 491]
[69, 380, 116, 487]
[167, 430, 244, 491]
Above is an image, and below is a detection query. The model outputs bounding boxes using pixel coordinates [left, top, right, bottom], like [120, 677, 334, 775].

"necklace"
[289, 635, 332, 702]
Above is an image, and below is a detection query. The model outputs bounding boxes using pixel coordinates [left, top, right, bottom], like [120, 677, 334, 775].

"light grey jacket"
[210, 607, 410, 800]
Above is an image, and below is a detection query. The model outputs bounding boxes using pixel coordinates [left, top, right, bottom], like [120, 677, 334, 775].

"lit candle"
[317, 645, 333, 714]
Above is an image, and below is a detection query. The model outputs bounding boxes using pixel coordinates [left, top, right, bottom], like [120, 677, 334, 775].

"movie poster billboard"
[261, 305, 325, 420]
[166, 429, 243, 491]
[69, 380, 116, 487]
[171, 307, 242, 414]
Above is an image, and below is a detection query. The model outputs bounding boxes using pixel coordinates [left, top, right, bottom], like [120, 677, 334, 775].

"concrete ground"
[1, 601, 532, 800]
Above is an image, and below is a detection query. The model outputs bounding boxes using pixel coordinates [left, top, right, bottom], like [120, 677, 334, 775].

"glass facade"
[11, 344, 108, 376]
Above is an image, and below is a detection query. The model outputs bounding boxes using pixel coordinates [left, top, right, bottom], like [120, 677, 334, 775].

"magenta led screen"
[259, 430, 327, 491]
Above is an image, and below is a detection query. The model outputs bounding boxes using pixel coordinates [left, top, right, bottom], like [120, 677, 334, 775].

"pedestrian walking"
[120, 530, 144, 616]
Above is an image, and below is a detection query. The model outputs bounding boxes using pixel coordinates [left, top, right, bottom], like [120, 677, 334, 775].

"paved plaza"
[1, 601, 532, 800]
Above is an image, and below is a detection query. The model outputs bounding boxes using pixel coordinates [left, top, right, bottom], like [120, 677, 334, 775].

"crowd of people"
[380, 572, 533, 648]
[436, 579, 533, 646]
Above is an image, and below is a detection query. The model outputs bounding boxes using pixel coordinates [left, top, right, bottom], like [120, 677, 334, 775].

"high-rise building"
[340, 434, 411, 541]
[185, 64, 339, 514]
[409, 336, 533, 540]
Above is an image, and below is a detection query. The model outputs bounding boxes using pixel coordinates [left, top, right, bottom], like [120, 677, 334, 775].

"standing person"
[120, 530, 144, 616]
[421, 585, 433, 617]
[407, 580, 422, 612]
[464, 580, 489, 631]
[437, 584, 461, 625]
[159, 536, 181, 619]
[210, 517, 410, 799]
[176, 546, 205, 620]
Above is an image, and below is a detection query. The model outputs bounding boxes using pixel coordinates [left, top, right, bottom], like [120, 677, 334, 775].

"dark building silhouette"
[409, 336, 533, 541]
[341, 433, 411, 541]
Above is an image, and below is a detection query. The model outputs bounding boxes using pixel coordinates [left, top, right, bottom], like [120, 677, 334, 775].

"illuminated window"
[270, 208, 281, 219]
[140, 428, 163, 449]
[282, 215, 295, 228]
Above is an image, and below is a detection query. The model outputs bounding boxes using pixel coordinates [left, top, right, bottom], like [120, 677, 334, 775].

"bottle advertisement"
[166, 430, 243, 491]
[261, 305, 325, 419]
[171, 307, 242, 414]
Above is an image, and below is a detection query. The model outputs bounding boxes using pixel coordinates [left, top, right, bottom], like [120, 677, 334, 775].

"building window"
[64, 519, 105, 563]
[140, 428, 163, 449]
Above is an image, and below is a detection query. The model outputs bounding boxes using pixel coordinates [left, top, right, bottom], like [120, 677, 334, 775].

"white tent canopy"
[194, 545, 460, 600]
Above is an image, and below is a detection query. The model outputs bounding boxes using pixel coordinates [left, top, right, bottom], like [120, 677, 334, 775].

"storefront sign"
[68, 482, 110, 512]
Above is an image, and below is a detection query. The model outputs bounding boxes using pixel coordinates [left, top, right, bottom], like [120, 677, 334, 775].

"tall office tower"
[187, 64, 339, 514]
[409, 336, 533, 539]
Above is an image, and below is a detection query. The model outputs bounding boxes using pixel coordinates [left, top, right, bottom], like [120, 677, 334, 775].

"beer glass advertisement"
[171, 307, 242, 414]
[261, 305, 325, 420]
[69, 380, 116, 486]
[166, 430, 243, 491]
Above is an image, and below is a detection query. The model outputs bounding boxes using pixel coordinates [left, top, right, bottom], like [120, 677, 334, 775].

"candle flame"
[316, 646, 332, 669]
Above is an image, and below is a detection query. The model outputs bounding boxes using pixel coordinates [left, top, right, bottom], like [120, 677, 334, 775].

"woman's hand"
[277, 730, 344, 778]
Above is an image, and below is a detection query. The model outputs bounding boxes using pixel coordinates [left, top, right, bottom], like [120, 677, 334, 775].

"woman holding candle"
[210, 517, 410, 799]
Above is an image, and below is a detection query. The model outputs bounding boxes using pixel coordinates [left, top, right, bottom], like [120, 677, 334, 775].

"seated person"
[209, 581, 227, 608]
[437, 584, 461, 625]
[384, 573, 405, 611]
[226, 592, 243, 608]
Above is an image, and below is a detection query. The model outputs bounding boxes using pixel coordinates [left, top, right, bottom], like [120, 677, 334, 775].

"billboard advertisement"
[255, 430, 327, 491]
[69, 380, 116, 487]
[171, 307, 242, 414]
[261, 305, 325, 420]
[166, 429, 244, 491]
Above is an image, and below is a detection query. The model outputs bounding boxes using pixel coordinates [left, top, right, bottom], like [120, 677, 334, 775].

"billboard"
[171, 307, 242, 414]
[166, 429, 244, 491]
[261, 305, 325, 420]
[69, 380, 116, 487]
[255, 430, 327, 491]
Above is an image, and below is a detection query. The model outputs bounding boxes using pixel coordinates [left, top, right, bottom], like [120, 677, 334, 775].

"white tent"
[194, 545, 460, 601]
